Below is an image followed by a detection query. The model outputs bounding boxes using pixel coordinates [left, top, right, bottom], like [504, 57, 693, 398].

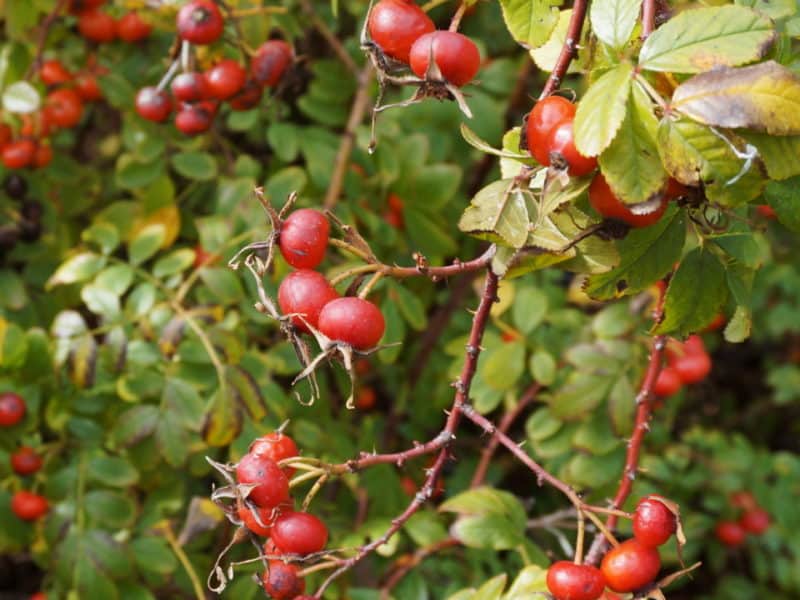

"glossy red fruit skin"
[409, 31, 480, 86]
[11, 491, 49, 521]
[633, 497, 677, 547]
[716, 520, 746, 546]
[11, 447, 43, 475]
[654, 367, 682, 398]
[601, 539, 661, 593]
[526, 96, 576, 166]
[278, 209, 330, 269]
[174, 102, 215, 135]
[205, 60, 247, 100]
[46, 88, 83, 128]
[672, 352, 711, 384]
[0, 392, 26, 426]
[546, 561, 606, 600]
[135, 87, 172, 122]
[116, 12, 152, 42]
[237, 501, 277, 536]
[262, 561, 305, 600]
[271, 511, 329, 555]
[251, 40, 293, 87]
[229, 79, 263, 110]
[171, 72, 210, 103]
[740, 508, 770, 535]
[367, 0, 435, 64]
[74, 74, 103, 101]
[277, 270, 339, 334]
[318, 297, 386, 350]
[2, 141, 37, 170]
[547, 120, 598, 177]
[235, 453, 290, 508]
[176, 0, 224, 45]
[40, 60, 72, 86]
[250, 433, 299, 477]
[664, 178, 689, 201]
[589, 173, 666, 227]
[78, 10, 117, 43]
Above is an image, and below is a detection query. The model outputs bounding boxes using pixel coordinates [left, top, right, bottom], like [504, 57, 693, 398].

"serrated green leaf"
[481, 341, 526, 391]
[459, 179, 530, 248]
[574, 62, 634, 157]
[763, 177, 800, 232]
[741, 133, 800, 181]
[440, 487, 527, 528]
[110, 405, 159, 448]
[170, 151, 218, 181]
[548, 372, 616, 419]
[153, 249, 196, 278]
[505, 565, 548, 598]
[590, 0, 643, 49]
[452, 514, 526, 550]
[526, 407, 562, 441]
[498, 0, 560, 49]
[512, 286, 548, 333]
[46, 253, 106, 289]
[88, 456, 139, 488]
[129, 224, 165, 266]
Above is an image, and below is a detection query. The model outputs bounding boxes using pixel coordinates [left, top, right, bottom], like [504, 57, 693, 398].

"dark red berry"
[116, 12, 152, 42]
[589, 173, 665, 227]
[277, 270, 339, 334]
[671, 351, 711, 385]
[600, 539, 660, 593]
[367, 0, 435, 64]
[740, 508, 770, 535]
[11, 491, 49, 521]
[654, 367, 682, 398]
[0, 393, 26, 426]
[204, 59, 247, 100]
[716, 520, 746, 547]
[11, 446, 43, 476]
[251, 40, 293, 87]
[526, 96, 576, 166]
[546, 561, 606, 600]
[2, 141, 37, 170]
[229, 79, 263, 111]
[409, 30, 480, 86]
[633, 497, 677, 547]
[271, 511, 328, 556]
[235, 453, 290, 508]
[45, 88, 83, 128]
[278, 209, 330, 269]
[261, 560, 305, 599]
[171, 72, 210, 103]
[4, 174, 28, 199]
[39, 59, 72, 86]
[135, 87, 172, 122]
[174, 102, 215, 135]
[74, 74, 103, 101]
[250, 433, 299, 477]
[78, 10, 117, 43]
[318, 297, 386, 350]
[176, 0, 224, 45]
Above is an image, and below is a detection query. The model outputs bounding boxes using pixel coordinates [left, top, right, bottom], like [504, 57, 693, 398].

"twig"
[300, 0, 360, 75]
[641, 0, 657, 39]
[24, 0, 68, 79]
[324, 64, 375, 209]
[539, 0, 588, 98]
[448, 3, 468, 32]
[379, 538, 460, 599]
[160, 521, 207, 600]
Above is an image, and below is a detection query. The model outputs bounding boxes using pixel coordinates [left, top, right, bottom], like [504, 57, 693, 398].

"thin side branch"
[24, 0, 68, 79]
[641, 0, 657, 39]
[539, 0, 588, 98]
[301, 0, 360, 75]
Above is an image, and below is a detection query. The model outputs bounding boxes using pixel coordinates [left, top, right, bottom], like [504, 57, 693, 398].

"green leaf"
[573, 412, 621, 455]
[671, 62, 800, 136]
[202, 387, 243, 447]
[129, 224, 166, 266]
[85, 490, 137, 529]
[574, 62, 634, 157]
[156, 411, 190, 467]
[526, 407, 563, 441]
[461, 123, 530, 159]
[153, 248, 196, 278]
[608, 374, 637, 436]
[505, 565, 548, 599]
[459, 179, 530, 248]
[88, 456, 139, 488]
[548, 372, 615, 419]
[390, 282, 427, 331]
[440, 487, 527, 528]
[80, 285, 121, 319]
[199, 267, 245, 304]
[529, 350, 556, 385]
[2, 80, 40, 113]
[82, 223, 120, 254]
[585, 206, 685, 300]
[599, 83, 665, 204]
[225, 366, 267, 422]
[590, 0, 643, 49]
[498, 0, 560, 49]
[763, 177, 800, 232]
[130, 537, 177, 575]
[75, 554, 119, 599]
[565, 447, 625, 488]
[724, 303, 752, 343]
[170, 151, 218, 181]
[473, 574, 508, 600]
[638, 6, 775, 73]
[404, 510, 449, 547]
[655, 247, 728, 336]
[95, 264, 134, 296]
[110, 405, 159, 448]
[452, 514, 525, 550]
[46, 253, 106, 289]
[512, 286, 548, 334]
[115, 154, 164, 190]
[740, 133, 800, 180]
[481, 341, 526, 391]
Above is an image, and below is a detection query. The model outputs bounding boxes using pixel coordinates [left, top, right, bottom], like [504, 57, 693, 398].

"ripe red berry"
[11, 446, 43, 475]
[633, 497, 677, 547]
[68, 0, 104, 14]
[546, 120, 598, 177]
[588, 173, 665, 227]
[78, 10, 117, 43]
[74, 73, 103, 101]
[409, 31, 480, 86]
[367, 0, 435, 64]
[229, 79, 263, 111]
[526, 96, 576, 166]
[355, 386, 377, 410]
[39, 59, 72, 86]
[277, 270, 339, 334]
[11, 491, 49, 521]
[739, 508, 770, 535]
[176, 0, 224, 45]
[250, 433, 299, 477]
[2, 140, 37, 170]
[135, 87, 172, 122]
[116, 12, 152, 42]
[546, 561, 606, 600]
[0, 123, 12, 148]
[235, 453, 290, 508]
[654, 367, 682, 398]
[756, 204, 776, 219]
[600, 539, 661, 593]
[682, 334, 706, 356]
[278, 209, 330, 269]
[45, 88, 83, 128]
[715, 520, 746, 547]
[671, 351, 711, 385]
[318, 297, 386, 350]
[271, 511, 328, 555]
[171, 72, 211, 103]
[174, 101, 216, 135]
[251, 40, 293, 87]
[261, 560, 305, 600]
[237, 501, 276, 536]
[204, 60, 247, 100]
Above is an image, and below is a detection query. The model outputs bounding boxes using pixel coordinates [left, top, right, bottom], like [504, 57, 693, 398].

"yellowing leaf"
[574, 62, 634, 157]
[498, 0, 560, 49]
[590, 0, 643, 49]
[671, 61, 800, 136]
[459, 180, 531, 248]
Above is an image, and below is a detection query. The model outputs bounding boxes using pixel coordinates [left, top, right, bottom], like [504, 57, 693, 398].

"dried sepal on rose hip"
[235, 452, 290, 508]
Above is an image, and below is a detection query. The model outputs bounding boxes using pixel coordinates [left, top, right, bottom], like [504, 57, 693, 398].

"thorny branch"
[539, 0, 588, 99]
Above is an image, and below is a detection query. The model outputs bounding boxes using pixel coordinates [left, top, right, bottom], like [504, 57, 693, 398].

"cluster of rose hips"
[276, 208, 386, 350]
[367, 0, 481, 87]
[134, 0, 292, 135]
[654, 334, 713, 399]
[0, 392, 49, 524]
[1, 175, 44, 254]
[69, 0, 152, 44]
[547, 496, 677, 599]
[234, 432, 325, 599]
[715, 491, 770, 547]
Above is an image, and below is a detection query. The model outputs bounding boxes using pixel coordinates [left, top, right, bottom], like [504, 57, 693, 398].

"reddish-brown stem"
[448, 3, 468, 32]
[330, 429, 456, 474]
[470, 383, 541, 487]
[300, 0, 359, 75]
[24, 0, 68, 79]
[379, 538, 460, 598]
[641, 0, 657, 39]
[539, 0, 588, 99]
[313, 271, 500, 597]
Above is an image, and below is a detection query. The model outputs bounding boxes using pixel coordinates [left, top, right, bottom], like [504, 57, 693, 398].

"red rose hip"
[601, 539, 661, 593]
[409, 31, 480, 86]
[0, 392, 26, 426]
[204, 59, 247, 100]
[654, 367, 682, 398]
[271, 511, 329, 555]
[78, 10, 117, 43]
[318, 297, 386, 350]
[11, 491, 49, 521]
[633, 496, 677, 547]
[588, 173, 666, 227]
[367, 0, 435, 64]
[11, 446, 43, 475]
[251, 40, 293, 87]
[171, 72, 210, 102]
[176, 0, 224, 45]
[278, 208, 330, 269]
[278, 270, 339, 333]
[546, 561, 606, 600]
[547, 120, 598, 177]
[526, 96, 576, 166]
[740, 508, 770, 535]
[135, 87, 172, 122]
[716, 520, 746, 546]
[250, 432, 299, 476]
[235, 453, 290, 508]
[237, 501, 277, 536]
[116, 12, 152, 42]
[262, 561, 305, 599]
